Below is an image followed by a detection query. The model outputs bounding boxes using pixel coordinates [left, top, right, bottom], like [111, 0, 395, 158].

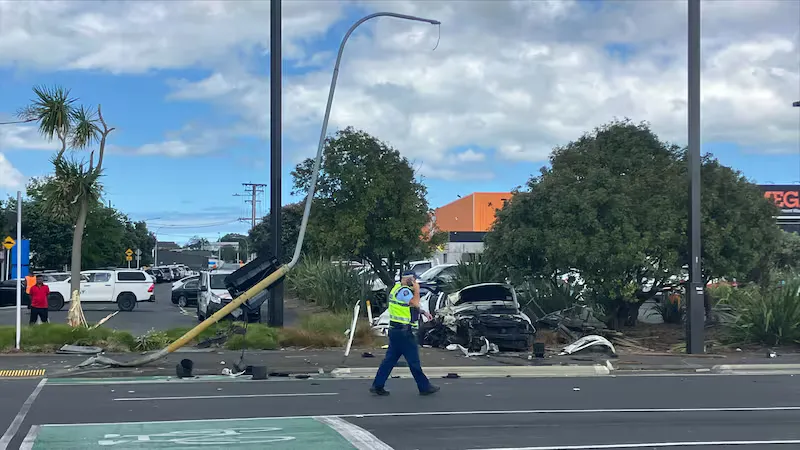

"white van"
[46, 269, 155, 311]
[196, 269, 264, 323]
[196, 269, 235, 321]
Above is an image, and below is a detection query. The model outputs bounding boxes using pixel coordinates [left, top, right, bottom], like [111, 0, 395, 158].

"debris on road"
[57, 345, 103, 355]
[560, 335, 617, 356]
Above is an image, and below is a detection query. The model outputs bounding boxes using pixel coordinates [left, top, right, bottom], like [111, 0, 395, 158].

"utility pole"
[236, 183, 267, 230]
[269, 0, 284, 327]
[686, 0, 705, 354]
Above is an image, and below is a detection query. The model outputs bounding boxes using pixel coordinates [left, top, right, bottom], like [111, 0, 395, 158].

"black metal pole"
[686, 0, 704, 354]
[268, 0, 284, 327]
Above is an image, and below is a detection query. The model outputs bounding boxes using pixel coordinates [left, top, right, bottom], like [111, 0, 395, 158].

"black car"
[0, 279, 31, 307]
[146, 269, 166, 283]
[171, 276, 200, 307]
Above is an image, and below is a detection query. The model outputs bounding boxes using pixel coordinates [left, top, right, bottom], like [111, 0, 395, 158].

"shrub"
[444, 255, 505, 293]
[515, 277, 582, 319]
[225, 324, 280, 350]
[135, 329, 172, 351]
[0, 324, 136, 352]
[287, 256, 372, 312]
[721, 277, 800, 346]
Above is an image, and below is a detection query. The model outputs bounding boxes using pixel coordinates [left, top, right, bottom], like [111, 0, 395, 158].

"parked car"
[47, 269, 155, 311]
[146, 269, 166, 283]
[418, 263, 458, 298]
[394, 259, 437, 282]
[0, 279, 31, 307]
[172, 276, 200, 307]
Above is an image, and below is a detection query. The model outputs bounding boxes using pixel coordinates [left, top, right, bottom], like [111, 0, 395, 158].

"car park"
[46, 269, 155, 311]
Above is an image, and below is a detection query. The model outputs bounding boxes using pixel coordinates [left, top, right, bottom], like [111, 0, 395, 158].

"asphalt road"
[0, 284, 197, 336]
[1, 373, 799, 449]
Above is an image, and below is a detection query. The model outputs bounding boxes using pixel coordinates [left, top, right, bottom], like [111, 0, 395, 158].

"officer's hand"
[412, 279, 420, 292]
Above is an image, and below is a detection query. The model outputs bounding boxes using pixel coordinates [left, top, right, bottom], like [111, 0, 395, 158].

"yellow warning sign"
[125, 248, 133, 257]
[2, 236, 14, 250]
[126, 255, 133, 262]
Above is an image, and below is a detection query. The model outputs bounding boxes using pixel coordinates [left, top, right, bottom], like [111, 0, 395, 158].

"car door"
[182, 279, 200, 304]
[84, 271, 114, 302]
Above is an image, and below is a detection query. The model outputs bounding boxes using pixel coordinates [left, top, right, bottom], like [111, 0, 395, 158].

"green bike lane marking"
[28, 417, 364, 449]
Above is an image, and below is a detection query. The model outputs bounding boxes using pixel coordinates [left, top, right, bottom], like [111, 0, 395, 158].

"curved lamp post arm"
[289, 12, 441, 268]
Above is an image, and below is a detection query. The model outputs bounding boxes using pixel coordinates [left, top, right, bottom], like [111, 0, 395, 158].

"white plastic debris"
[573, 387, 581, 391]
[560, 335, 617, 356]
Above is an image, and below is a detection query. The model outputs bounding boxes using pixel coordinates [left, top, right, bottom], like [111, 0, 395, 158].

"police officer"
[370, 271, 440, 396]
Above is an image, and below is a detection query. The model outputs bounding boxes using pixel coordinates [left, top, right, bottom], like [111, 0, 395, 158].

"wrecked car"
[421, 283, 535, 352]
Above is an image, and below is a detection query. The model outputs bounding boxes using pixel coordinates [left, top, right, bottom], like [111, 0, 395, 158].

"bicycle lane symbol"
[98, 427, 296, 446]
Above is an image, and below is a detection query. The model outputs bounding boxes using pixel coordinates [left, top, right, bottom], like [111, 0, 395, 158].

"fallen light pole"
[73, 12, 442, 370]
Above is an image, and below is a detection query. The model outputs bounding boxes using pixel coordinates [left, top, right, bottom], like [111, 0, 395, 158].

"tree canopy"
[0, 177, 155, 270]
[291, 127, 442, 284]
[484, 119, 782, 327]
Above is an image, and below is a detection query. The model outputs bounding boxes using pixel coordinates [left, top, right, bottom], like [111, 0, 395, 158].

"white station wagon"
[45, 269, 156, 311]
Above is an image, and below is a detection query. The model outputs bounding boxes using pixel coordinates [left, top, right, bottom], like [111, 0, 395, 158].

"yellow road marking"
[0, 369, 46, 377]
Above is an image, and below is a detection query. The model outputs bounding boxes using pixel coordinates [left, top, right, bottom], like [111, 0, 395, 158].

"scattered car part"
[559, 335, 617, 356]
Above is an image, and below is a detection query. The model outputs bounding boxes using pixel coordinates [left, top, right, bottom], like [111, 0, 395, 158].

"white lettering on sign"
[98, 427, 296, 446]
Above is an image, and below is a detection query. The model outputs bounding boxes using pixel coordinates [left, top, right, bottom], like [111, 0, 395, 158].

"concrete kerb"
[712, 363, 800, 375]
[330, 364, 611, 379]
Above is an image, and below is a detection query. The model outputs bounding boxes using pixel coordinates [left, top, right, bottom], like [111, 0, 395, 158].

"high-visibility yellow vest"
[388, 283, 416, 328]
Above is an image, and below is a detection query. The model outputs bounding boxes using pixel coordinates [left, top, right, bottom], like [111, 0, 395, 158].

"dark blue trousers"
[372, 326, 431, 392]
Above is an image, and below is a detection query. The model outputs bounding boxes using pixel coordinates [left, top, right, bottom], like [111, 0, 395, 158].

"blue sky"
[0, 0, 798, 244]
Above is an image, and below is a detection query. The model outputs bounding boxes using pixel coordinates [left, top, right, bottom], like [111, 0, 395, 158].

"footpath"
[2, 346, 800, 380]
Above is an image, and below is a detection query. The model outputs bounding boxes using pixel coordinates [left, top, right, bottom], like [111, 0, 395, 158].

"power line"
[235, 183, 267, 230]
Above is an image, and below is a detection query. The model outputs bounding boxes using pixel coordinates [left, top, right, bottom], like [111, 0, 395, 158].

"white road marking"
[18, 426, 40, 450]
[113, 392, 339, 401]
[315, 416, 393, 450]
[472, 441, 800, 449]
[0, 378, 47, 450]
[41, 405, 800, 427]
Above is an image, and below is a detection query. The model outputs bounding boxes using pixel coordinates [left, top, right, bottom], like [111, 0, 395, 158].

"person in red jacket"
[28, 275, 50, 325]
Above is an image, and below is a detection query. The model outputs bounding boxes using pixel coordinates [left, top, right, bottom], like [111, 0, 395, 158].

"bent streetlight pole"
[67, 11, 441, 371]
[290, 12, 441, 267]
[686, 0, 705, 354]
[268, 0, 284, 327]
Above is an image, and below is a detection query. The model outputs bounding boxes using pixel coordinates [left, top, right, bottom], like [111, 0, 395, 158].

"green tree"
[249, 202, 321, 263]
[774, 231, 800, 272]
[291, 127, 438, 285]
[219, 233, 248, 262]
[486, 120, 687, 328]
[17, 85, 115, 296]
[682, 155, 781, 285]
[186, 236, 210, 250]
[485, 119, 782, 328]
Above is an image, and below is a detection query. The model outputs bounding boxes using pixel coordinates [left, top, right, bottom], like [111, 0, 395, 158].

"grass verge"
[0, 312, 378, 353]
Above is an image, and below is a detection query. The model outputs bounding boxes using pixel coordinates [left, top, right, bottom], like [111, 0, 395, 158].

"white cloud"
[160, 0, 800, 168]
[0, 0, 345, 73]
[0, 123, 59, 151]
[0, 153, 24, 188]
[3, 0, 798, 175]
[455, 149, 485, 163]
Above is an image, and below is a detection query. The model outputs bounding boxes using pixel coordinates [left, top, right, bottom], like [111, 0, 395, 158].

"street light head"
[430, 20, 441, 25]
[793, 101, 800, 107]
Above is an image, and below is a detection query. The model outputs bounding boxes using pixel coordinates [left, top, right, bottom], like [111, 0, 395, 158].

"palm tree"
[18, 85, 115, 306]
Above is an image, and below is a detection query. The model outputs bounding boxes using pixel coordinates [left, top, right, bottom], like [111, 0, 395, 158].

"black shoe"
[370, 387, 390, 396]
[419, 385, 440, 396]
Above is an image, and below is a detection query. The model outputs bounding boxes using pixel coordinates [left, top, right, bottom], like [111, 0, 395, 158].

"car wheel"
[178, 295, 188, 308]
[117, 293, 137, 312]
[47, 293, 65, 311]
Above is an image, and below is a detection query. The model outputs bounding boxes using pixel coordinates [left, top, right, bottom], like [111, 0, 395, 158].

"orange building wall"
[433, 192, 512, 232]
[473, 192, 511, 232]
[434, 195, 475, 232]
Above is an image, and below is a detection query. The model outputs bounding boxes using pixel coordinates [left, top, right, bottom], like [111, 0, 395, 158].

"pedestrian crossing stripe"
[0, 369, 46, 377]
